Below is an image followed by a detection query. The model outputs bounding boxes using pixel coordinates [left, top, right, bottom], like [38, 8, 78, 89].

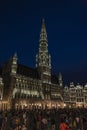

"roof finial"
[13, 52, 17, 58]
[42, 18, 45, 23]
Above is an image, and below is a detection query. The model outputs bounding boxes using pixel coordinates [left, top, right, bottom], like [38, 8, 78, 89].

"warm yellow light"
[39, 104, 41, 107]
[52, 104, 54, 107]
[58, 104, 60, 107]
[64, 103, 66, 107]
[24, 104, 27, 107]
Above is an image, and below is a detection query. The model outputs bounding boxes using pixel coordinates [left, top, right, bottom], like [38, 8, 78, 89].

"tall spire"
[36, 19, 51, 83]
[36, 19, 51, 69]
[39, 19, 48, 54]
[39, 18, 48, 43]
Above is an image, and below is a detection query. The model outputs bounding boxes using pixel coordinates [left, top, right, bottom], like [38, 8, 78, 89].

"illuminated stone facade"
[63, 82, 87, 108]
[0, 19, 63, 110]
[0, 20, 87, 109]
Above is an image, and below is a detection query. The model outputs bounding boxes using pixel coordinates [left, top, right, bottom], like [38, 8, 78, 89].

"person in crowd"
[0, 107, 87, 130]
[51, 117, 55, 130]
[0, 112, 3, 130]
[59, 118, 70, 130]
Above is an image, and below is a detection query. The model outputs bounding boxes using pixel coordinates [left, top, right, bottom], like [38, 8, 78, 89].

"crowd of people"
[0, 107, 87, 130]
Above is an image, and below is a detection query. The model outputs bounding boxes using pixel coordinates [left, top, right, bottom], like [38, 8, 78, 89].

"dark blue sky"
[0, 0, 87, 85]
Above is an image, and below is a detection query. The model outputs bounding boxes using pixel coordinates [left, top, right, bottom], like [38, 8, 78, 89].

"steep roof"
[17, 64, 59, 84]
[17, 64, 40, 79]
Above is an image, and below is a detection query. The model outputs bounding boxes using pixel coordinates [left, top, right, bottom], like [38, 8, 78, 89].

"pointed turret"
[59, 72, 63, 87]
[12, 52, 17, 64]
[11, 52, 18, 75]
[59, 73, 62, 80]
[13, 53, 17, 59]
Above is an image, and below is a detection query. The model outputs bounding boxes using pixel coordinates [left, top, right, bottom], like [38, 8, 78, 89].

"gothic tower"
[36, 19, 51, 83]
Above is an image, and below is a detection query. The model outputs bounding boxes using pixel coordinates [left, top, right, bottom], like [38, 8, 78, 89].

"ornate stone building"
[63, 82, 87, 108]
[0, 19, 63, 110]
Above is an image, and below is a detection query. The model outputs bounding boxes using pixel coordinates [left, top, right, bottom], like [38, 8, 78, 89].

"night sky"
[0, 0, 87, 85]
